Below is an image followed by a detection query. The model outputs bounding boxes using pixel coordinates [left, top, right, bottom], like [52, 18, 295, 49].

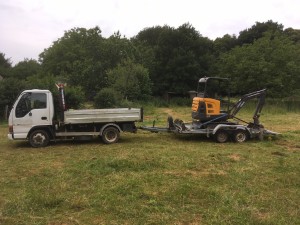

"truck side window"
[16, 93, 31, 118]
[31, 93, 47, 109]
[15, 93, 47, 118]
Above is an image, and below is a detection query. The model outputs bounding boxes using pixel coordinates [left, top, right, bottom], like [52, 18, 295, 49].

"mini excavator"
[141, 77, 279, 143]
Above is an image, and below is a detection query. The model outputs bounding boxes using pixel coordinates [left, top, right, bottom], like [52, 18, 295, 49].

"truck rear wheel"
[233, 129, 248, 143]
[214, 130, 229, 143]
[29, 130, 50, 148]
[102, 127, 120, 144]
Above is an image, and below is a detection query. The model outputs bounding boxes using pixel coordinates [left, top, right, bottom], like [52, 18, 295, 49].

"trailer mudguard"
[212, 124, 249, 135]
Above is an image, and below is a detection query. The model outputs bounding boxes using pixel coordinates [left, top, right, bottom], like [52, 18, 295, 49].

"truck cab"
[8, 89, 54, 140]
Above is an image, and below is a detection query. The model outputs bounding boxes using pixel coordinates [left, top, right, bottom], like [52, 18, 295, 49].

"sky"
[0, 0, 299, 65]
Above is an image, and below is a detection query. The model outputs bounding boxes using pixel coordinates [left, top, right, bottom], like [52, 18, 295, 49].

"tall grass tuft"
[238, 99, 300, 114]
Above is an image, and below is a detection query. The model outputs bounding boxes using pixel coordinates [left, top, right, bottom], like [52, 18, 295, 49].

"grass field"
[0, 106, 299, 225]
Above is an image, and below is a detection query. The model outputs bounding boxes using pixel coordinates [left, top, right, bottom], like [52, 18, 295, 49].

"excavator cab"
[192, 77, 230, 122]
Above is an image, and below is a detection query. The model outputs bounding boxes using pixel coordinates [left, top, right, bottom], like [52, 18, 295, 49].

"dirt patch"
[175, 214, 203, 225]
[252, 211, 271, 221]
[228, 154, 241, 161]
[27, 161, 65, 176]
[276, 140, 300, 152]
[165, 169, 227, 177]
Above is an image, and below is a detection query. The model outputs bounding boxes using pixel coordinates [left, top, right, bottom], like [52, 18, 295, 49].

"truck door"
[13, 92, 51, 139]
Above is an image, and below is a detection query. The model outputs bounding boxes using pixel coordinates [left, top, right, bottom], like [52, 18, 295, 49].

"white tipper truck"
[7, 85, 143, 147]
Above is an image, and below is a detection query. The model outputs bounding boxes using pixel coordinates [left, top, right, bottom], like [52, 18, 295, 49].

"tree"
[0, 78, 27, 118]
[237, 20, 284, 46]
[0, 52, 12, 78]
[94, 88, 119, 108]
[40, 27, 104, 75]
[213, 34, 237, 55]
[39, 27, 140, 99]
[107, 59, 152, 101]
[133, 26, 168, 46]
[104, 31, 138, 68]
[26, 73, 57, 92]
[216, 32, 300, 97]
[25, 74, 84, 109]
[64, 86, 85, 109]
[284, 28, 300, 43]
[11, 59, 41, 78]
[133, 23, 214, 95]
[39, 27, 107, 98]
[132, 26, 163, 92]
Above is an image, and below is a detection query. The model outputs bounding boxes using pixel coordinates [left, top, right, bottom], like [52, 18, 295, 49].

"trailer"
[141, 78, 279, 143]
[141, 115, 278, 143]
[7, 85, 143, 147]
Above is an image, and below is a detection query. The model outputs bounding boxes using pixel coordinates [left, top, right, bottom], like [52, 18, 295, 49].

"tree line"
[1, 20, 300, 115]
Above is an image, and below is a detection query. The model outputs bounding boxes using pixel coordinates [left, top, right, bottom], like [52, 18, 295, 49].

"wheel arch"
[212, 124, 250, 135]
[27, 126, 55, 140]
[99, 123, 122, 136]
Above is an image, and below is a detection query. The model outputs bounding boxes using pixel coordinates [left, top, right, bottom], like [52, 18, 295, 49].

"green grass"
[0, 106, 299, 224]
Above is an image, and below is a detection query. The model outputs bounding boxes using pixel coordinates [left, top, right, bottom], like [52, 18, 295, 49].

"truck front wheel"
[102, 127, 120, 144]
[29, 130, 50, 148]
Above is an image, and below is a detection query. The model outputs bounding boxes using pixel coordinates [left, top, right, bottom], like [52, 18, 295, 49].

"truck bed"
[64, 108, 143, 124]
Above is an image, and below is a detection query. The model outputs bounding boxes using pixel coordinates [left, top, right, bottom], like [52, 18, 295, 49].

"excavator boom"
[228, 89, 266, 126]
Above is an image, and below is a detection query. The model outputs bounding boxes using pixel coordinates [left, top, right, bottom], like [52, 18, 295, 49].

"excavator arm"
[228, 89, 266, 126]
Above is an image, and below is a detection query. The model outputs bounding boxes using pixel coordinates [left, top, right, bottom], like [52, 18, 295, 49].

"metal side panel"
[55, 132, 99, 136]
[64, 108, 142, 124]
[140, 126, 170, 133]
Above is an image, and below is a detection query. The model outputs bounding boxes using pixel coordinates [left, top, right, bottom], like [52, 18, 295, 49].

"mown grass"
[0, 105, 299, 225]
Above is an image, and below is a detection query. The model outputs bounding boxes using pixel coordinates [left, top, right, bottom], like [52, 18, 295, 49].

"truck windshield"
[15, 93, 47, 118]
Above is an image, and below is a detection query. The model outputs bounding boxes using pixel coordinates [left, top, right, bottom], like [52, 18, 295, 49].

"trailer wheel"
[102, 127, 120, 144]
[233, 129, 248, 143]
[29, 130, 50, 148]
[214, 130, 229, 143]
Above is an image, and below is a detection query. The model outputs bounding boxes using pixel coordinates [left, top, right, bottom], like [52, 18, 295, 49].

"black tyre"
[214, 130, 229, 143]
[29, 130, 50, 148]
[233, 129, 248, 143]
[102, 127, 120, 144]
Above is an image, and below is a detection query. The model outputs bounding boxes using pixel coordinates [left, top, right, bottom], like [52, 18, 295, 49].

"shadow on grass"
[9, 137, 105, 150]
[8, 131, 269, 151]
[9, 135, 140, 150]
[170, 133, 213, 142]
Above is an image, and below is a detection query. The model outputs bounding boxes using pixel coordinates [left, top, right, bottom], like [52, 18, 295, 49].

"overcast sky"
[1, 0, 299, 65]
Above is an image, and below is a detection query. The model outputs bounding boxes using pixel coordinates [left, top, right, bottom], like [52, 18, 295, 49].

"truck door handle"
[41, 117, 47, 120]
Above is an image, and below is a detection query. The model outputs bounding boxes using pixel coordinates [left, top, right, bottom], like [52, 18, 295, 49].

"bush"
[94, 88, 119, 108]
[0, 78, 27, 119]
[119, 99, 135, 108]
[169, 97, 191, 106]
[107, 60, 152, 101]
[64, 86, 85, 109]
[145, 97, 169, 107]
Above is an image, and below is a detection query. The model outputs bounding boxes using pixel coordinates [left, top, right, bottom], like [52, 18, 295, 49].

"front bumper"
[7, 134, 13, 140]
